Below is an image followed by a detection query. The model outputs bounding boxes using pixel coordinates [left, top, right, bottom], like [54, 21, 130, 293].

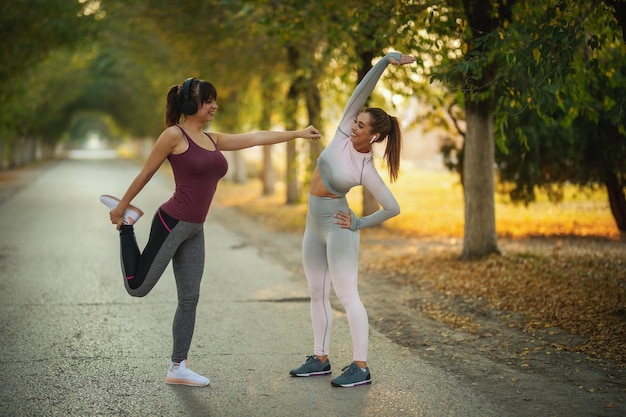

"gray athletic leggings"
[118, 208, 204, 363]
[302, 195, 369, 362]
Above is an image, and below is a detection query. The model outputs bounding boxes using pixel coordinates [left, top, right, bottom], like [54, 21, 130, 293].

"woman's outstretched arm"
[212, 125, 320, 151]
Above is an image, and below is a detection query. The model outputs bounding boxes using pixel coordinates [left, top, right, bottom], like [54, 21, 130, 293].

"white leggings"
[302, 195, 368, 362]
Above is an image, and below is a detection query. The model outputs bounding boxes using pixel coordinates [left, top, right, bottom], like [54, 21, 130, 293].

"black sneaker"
[289, 355, 331, 377]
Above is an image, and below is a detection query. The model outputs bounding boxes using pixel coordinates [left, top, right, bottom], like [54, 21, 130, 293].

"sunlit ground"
[215, 167, 620, 239]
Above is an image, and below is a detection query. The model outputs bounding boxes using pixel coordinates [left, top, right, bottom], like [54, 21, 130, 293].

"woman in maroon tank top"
[100, 77, 320, 386]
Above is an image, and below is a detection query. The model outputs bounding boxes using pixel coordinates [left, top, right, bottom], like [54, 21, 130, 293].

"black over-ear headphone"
[181, 77, 198, 115]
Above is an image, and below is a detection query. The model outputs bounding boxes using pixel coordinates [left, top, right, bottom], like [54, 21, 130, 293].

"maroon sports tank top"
[160, 126, 228, 223]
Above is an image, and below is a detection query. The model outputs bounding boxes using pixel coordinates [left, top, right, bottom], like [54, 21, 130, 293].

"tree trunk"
[608, 0, 626, 42]
[606, 0, 626, 235]
[260, 85, 275, 196]
[231, 151, 247, 184]
[459, 0, 515, 259]
[286, 141, 299, 203]
[305, 76, 323, 187]
[261, 146, 274, 195]
[363, 187, 379, 216]
[285, 46, 302, 204]
[461, 98, 500, 259]
[604, 169, 626, 233]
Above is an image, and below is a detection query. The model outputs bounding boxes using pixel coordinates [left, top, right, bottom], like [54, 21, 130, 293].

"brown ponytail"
[364, 107, 402, 182]
[164, 85, 181, 127]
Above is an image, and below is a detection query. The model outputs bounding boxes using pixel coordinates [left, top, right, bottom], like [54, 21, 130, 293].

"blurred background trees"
[1, 0, 624, 255]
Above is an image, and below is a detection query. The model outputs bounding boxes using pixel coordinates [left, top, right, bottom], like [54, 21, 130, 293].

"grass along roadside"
[214, 169, 625, 366]
[216, 169, 620, 239]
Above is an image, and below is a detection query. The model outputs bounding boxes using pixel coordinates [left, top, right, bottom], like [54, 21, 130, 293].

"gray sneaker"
[330, 363, 371, 387]
[289, 355, 331, 377]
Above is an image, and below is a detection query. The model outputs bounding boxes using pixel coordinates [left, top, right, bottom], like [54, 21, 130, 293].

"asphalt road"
[0, 156, 512, 416]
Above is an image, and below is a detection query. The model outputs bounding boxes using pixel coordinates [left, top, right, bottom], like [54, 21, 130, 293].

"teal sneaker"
[330, 363, 371, 387]
[289, 355, 331, 377]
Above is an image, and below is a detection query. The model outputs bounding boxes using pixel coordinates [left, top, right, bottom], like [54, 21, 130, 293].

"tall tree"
[400, 0, 512, 259]
[420, 1, 625, 255]
[456, 0, 516, 258]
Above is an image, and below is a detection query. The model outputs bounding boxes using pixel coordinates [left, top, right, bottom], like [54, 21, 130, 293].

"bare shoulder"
[152, 125, 186, 154]
[157, 126, 184, 145]
[161, 125, 183, 139]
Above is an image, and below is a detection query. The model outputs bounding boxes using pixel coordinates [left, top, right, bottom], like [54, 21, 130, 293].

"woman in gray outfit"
[289, 52, 415, 387]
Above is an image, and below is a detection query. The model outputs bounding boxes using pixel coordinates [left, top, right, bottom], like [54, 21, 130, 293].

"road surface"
[0, 156, 509, 416]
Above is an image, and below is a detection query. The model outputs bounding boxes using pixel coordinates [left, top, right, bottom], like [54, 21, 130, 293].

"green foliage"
[474, 1, 625, 142]
[1, 0, 428, 155]
[0, 0, 98, 147]
[0, 0, 97, 83]
[492, 1, 626, 216]
[496, 109, 581, 204]
[497, 99, 626, 202]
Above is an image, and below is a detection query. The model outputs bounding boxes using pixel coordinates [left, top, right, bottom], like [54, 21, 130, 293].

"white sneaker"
[165, 360, 210, 386]
[99, 194, 144, 225]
